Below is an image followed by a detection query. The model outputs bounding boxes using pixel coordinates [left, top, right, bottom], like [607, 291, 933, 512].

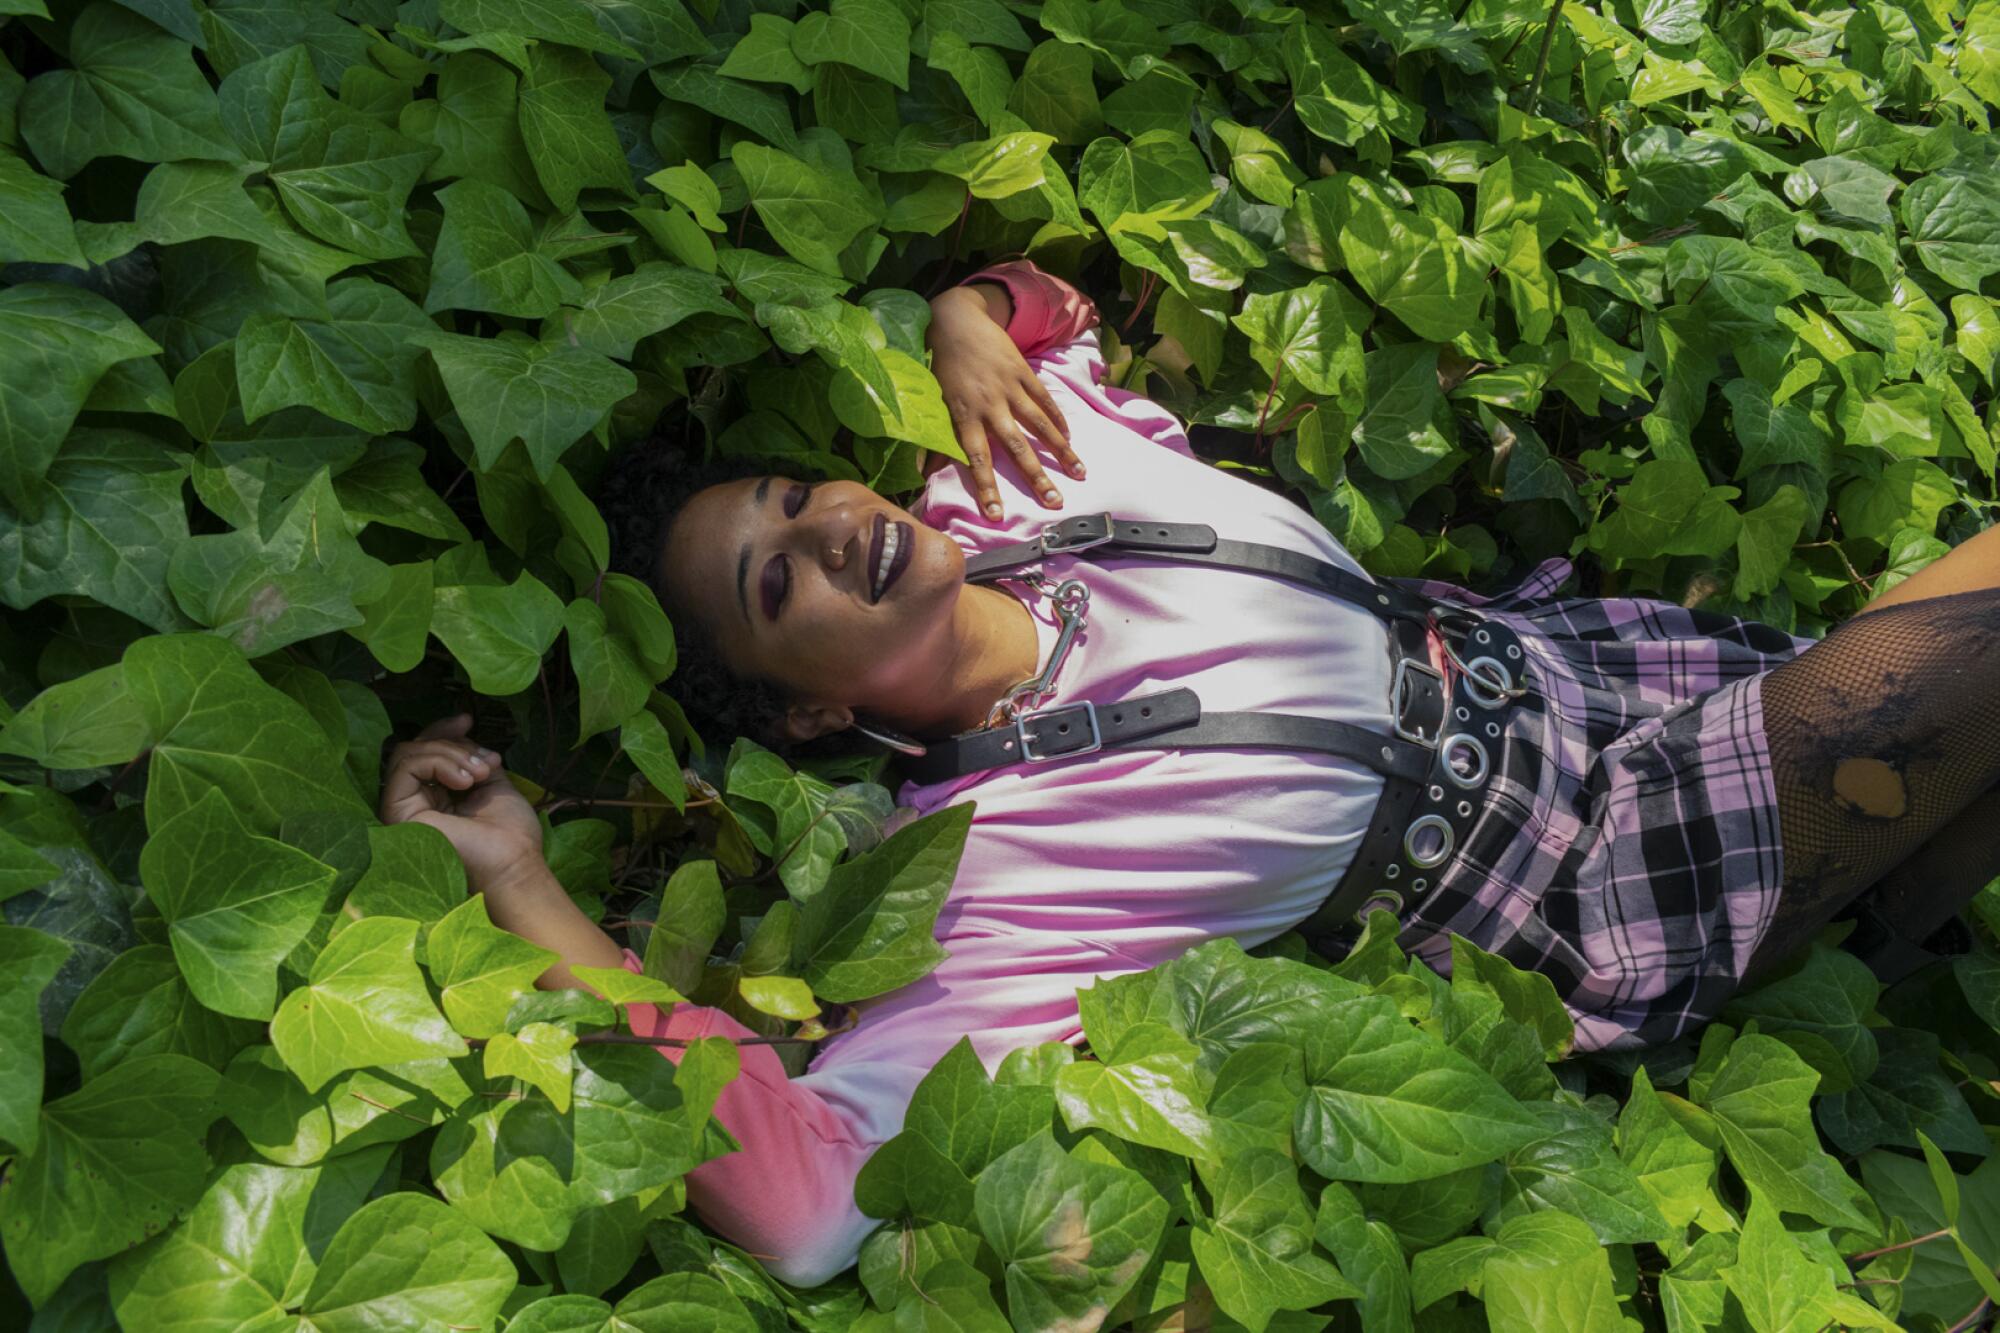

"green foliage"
[5, 0, 2000, 1326]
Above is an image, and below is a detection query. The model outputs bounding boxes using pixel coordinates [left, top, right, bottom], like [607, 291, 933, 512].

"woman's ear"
[776, 702, 855, 744]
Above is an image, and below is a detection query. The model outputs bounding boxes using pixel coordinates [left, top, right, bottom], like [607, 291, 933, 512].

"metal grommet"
[1410, 877, 1428, 893]
[1485, 721, 1501, 738]
[1359, 889, 1404, 918]
[1474, 628, 1490, 644]
[1463, 656, 1514, 708]
[1457, 799, 1473, 817]
[1404, 814, 1454, 868]
[1455, 705, 1470, 722]
[1380, 745, 1394, 762]
[1384, 862, 1401, 880]
[1506, 644, 1521, 660]
[1428, 783, 1444, 802]
[1441, 733, 1491, 789]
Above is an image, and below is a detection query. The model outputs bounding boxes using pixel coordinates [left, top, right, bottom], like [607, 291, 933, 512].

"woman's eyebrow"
[735, 477, 775, 623]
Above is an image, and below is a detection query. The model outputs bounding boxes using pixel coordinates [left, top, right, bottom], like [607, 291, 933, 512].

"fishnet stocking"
[1750, 585, 2000, 979]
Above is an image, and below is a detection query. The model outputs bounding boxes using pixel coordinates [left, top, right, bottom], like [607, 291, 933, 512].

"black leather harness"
[901, 513, 1532, 950]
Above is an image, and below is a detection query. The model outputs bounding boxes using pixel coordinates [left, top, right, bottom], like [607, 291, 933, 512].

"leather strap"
[965, 513, 1436, 627]
[899, 684, 1441, 786]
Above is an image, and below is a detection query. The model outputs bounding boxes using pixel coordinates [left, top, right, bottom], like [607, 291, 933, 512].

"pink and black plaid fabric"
[1386, 557, 1818, 1053]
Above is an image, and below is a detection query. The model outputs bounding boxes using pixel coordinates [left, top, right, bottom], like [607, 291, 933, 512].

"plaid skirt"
[1386, 557, 1818, 1053]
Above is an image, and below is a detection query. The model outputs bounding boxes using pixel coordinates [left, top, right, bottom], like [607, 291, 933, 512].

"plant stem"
[1252, 362, 1285, 444]
[466, 1030, 818, 1049]
[1847, 1227, 1952, 1264]
[1119, 272, 1158, 335]
[1524, 0, 1565, 111]
[1946, 1298, 1993, 1333]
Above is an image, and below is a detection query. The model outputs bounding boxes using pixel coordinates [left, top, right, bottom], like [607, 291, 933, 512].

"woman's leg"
[1746, 523, 2000, 980]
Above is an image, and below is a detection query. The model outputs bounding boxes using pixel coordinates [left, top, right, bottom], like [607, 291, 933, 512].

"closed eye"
[783, 482, 815, 518]
[760, 554, 791, 620]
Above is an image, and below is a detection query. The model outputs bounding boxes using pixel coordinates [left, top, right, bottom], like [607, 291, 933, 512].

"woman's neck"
[897, 582, 1043, 738]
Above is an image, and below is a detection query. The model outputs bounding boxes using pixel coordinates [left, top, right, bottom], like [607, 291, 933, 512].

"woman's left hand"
[927, 285, 1084, 520]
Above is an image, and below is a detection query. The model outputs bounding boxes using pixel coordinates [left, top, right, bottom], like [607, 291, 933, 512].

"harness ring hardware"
[1404, 814, 1455, 868]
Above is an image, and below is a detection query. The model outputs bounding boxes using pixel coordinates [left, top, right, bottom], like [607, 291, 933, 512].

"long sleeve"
[960, 258, 1100, 359]
[616, 952, 882, 1287]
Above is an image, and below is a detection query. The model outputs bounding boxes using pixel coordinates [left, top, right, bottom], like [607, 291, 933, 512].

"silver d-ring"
[1404, 814, 1454, 868]
[1441, 733, 1490, 788]
[1462, 656, 1513, 709]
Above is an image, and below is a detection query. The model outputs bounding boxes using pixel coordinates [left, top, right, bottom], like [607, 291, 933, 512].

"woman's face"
[658, 477, 968, 714]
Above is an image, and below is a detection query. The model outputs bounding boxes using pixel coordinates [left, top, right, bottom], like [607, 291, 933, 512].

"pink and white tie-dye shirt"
[621, 261, 1398, 1286]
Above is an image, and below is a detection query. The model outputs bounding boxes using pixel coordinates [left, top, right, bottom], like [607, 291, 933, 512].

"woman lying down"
[380, 261, 2000, 1286]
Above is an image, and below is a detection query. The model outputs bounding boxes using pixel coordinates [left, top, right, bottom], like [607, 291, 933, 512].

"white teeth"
[873, 523, 900, 599]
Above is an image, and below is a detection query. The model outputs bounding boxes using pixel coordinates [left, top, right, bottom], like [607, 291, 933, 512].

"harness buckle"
[1391, 657, 1445, 748]
[1015, 702, 1102, 763]
[1041, 513, 1116, 556]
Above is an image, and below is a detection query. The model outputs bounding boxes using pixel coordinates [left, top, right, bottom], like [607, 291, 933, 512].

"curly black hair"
[599, 436, 789, 746]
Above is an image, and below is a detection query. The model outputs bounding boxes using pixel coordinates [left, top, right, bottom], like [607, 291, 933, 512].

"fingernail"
[1070, 463, 1087, 479]
[985, 502, 1002, 518]
[455, 767, 473, 781]
[1043, 488, 1062, 505]
[479, 749, 501, 764]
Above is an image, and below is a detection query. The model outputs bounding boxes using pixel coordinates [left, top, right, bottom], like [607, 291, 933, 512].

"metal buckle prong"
[1391, 657, 1444, 748]
[1041, 513, 1116, 555]
[1016, 702, 1102, 763]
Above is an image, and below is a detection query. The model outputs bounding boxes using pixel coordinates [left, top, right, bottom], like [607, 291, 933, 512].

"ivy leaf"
[125, 633, 370, 832]
[547, 262, 740, 359]
[1616, 1067, 1732, 1233]
[0, 925, 69, 1153]
[420, 329, 637, 480]
[570, 965, 685, 1006]
[430, 570, 565, 696]
[428, 895, 559, 1039]
[1721, 941, 1879, 1093]
[234, 277, 433, 436]
[167, 471, 391, 658]
[725, 739, 845, 898]
[1720, 1194, 1894, 1333]
[1817, 1026, 1990, 1156]
[140, 789, 335, 1021]
[0, 283, 161, 517]
[1904, 169, 2000, 290]
[520, 43, 633, 211]
[732, 140, 882, 276]
[426, 178, 583, 318]
[790, 0, 910, 89]
[0, 153, 85, 265]
[483, 1021, 577, 1111]
[298, 1192, 516, 1332]
[17, 3, 234, 179]
[58, 944, 258, 1083]
[973, 1133, 1169, 1331]
[343, 823, 466, 931]
[1486, 1100, 1672, 1244]
[1055, 1022, 1218, 1161]
[1696, 1033, 1872, 1231]
[271, 916, 468, 1092]
[1190, 1148, 1359, 1330]
[1232, 279, 1366, 398]
[1339, 182, 1481, 341]
[1294, 993, 1541, 1183]
[0, 1053, 221, 1305]
[640, 860, 722, 995]
[792, 802, 971, 1002]
[397, 51, 545, 203]
[0, 429, 190, 633]
[219, 1045, 470, 1167]
[1478, 1211, 1635, 1333]
[1354, 343, 1456, 482]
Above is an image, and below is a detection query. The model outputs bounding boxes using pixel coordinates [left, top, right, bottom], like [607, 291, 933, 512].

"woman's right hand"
[380, 714, 544, 897]
[927, 283, 1082, 520]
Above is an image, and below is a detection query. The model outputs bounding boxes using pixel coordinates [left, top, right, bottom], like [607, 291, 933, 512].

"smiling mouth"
[869, 513, 913, 603]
